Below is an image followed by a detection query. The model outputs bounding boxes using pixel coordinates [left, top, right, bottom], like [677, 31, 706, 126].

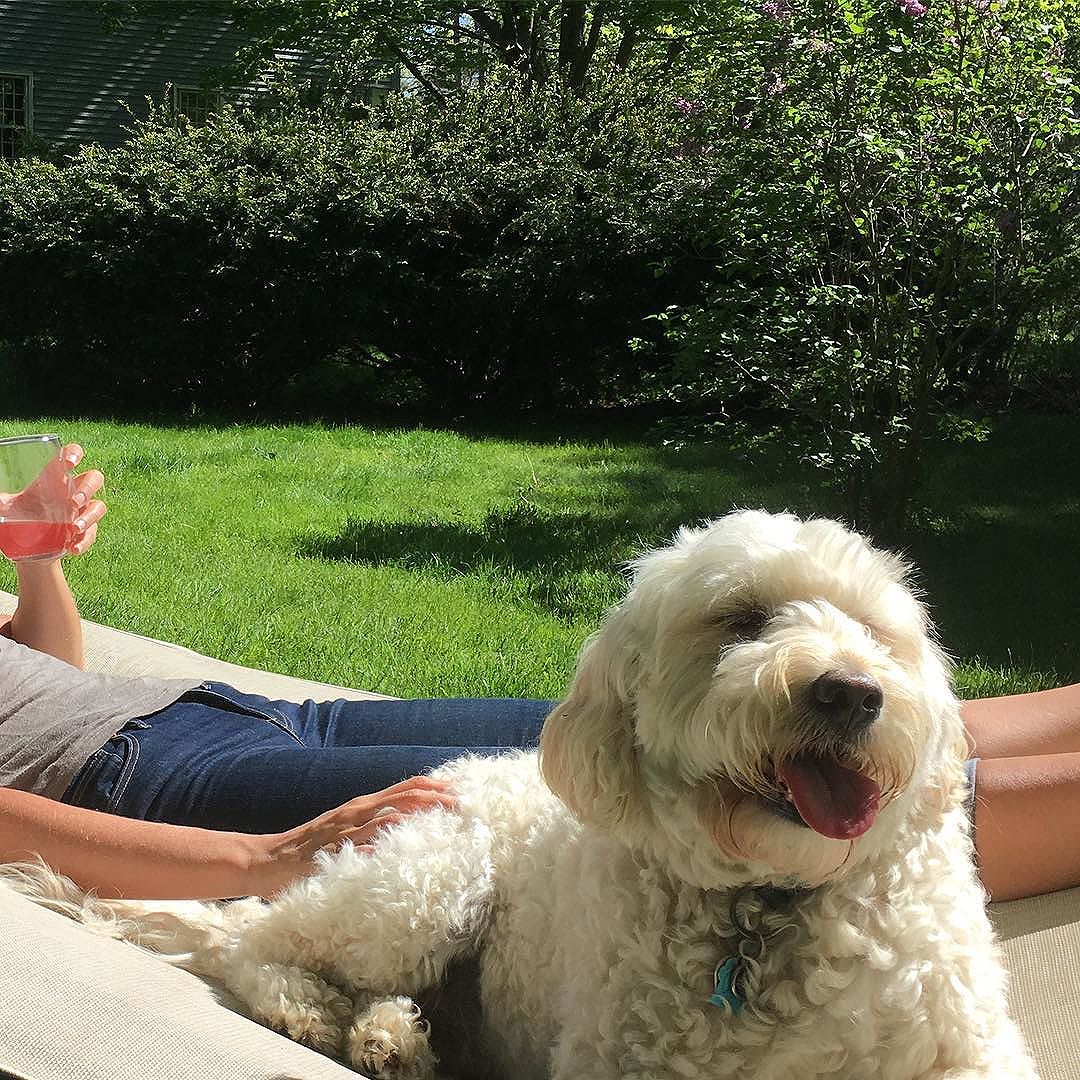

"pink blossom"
[760, 0, 791, 20]
[897, 0, 927, 15]
[762, 70, 787, 96]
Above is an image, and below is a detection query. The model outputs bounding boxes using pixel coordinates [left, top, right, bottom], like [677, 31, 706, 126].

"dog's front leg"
[223, 959, 357, 1055]
[915, 1065, 1037, 1080]
[196, 807, 494, 1071]
[910, 1009, 1037, 1080]
[910, 987, 1038, 1077]
[346, 992, 439, 1079]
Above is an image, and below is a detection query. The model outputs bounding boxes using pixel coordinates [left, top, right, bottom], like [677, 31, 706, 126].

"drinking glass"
[0, 434, 74, 562]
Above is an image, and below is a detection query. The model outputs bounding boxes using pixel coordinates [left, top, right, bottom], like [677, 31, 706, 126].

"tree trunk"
[566, 2, 608, 92]
[614, 22, 638, 69]
[558, 1, 586, 73]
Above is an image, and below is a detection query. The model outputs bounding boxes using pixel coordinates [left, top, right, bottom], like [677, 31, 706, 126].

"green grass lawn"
[1, 412, 1076, 701]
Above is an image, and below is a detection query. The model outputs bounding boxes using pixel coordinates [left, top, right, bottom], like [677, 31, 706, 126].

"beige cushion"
[992, 888, 1080, 1080]
[75, 614, 390, 705]
[0, 882, 361, 1080]
[1, 590, 1078, 1078]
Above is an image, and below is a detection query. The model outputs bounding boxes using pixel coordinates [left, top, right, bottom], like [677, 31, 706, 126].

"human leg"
[267, 692, 553, 754]
[971, 752, 1080, 901]
[957, 683, 1080, 899]
[961, 683, 1080, 757]
[63, 685, 552, 833]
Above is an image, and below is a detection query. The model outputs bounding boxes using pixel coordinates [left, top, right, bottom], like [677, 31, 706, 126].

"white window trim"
[0, 70, 34, 145]
[171, 84, 222, 124]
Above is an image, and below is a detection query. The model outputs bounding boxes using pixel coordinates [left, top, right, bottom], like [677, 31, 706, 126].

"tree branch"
[389, 43, 449, 108]
[466, 4, 526, 69]
[464, 5, 513, 49]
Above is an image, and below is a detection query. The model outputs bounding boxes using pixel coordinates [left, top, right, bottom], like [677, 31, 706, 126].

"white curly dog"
[5, 511, 1037, 1079]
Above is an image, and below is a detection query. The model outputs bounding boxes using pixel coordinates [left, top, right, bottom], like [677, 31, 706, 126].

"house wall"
[0, 0, 246, 151]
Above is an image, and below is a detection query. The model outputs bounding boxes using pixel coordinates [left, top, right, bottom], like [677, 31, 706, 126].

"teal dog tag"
[709, 957, 745, 1013]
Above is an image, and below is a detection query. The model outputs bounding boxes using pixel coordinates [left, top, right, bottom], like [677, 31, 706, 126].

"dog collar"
[708, 883, 805, 1014]
[709, 956, 746, 1013]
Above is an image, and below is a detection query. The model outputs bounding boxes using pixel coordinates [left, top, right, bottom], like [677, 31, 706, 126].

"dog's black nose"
[811, 670, 883, 735]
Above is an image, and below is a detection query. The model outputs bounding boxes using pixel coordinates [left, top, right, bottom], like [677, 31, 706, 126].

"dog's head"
[539, 510, 967, 889]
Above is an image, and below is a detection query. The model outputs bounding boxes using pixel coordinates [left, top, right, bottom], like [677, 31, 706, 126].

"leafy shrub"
[650, 0, 1080, 536]
[0, 78, 704, 414]
[0, 109, 368, 410]
[351, 76, 703, 410]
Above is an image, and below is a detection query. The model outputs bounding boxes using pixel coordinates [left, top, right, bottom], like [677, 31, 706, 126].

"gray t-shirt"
[0, 634, 198, 800]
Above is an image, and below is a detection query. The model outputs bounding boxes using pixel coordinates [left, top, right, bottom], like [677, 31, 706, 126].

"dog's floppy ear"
[539, 610, 648, 832]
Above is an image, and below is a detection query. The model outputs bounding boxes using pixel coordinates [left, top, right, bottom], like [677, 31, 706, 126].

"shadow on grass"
[300, 507, 634, 572]
[908, 511, 1080, 682]
[296, 507, 646, 621]
[907, 413, 1080, 682]
[294, 438, 825, 623]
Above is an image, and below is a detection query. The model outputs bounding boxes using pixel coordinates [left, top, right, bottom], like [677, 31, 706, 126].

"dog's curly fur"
[2, 511, 1037, 1079]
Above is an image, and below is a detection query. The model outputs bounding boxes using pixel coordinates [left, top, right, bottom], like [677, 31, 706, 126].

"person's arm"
[4, 560, 85, 667]
[0, 776, 456, 900]
[1, 444, 106, 668]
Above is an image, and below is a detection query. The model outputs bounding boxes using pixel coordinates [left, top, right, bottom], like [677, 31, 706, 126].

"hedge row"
[0, 80, 709, 414]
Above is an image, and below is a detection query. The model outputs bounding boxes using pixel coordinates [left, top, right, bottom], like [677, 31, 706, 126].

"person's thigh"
[273, 695, 554, 752]
[961, 683, 1080, 757]
[63, 685, 308, 826]
[973, 751, 1080, 900]
[146, 741, 528, 832]
[64, 685, 553, 833]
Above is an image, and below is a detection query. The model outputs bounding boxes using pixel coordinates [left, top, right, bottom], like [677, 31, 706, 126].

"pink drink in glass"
[0, 434, 73, 561]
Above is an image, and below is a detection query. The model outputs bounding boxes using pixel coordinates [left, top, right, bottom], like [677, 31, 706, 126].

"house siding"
[0, 0, 247, 150]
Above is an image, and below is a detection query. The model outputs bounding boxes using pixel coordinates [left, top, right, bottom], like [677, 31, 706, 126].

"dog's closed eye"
[719, 606, 771, 640]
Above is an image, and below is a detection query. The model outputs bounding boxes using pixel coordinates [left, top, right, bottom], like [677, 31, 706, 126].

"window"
[173, 85, 220, 126]
[0, 73, 31, 161]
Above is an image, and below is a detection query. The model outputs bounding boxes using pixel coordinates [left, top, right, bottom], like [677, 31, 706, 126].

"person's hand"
[249, 775, 457, 897]
[58, 444, 106, 556]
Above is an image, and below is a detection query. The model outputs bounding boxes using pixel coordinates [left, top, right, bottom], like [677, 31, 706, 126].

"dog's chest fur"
[473, 812, 986, 1080]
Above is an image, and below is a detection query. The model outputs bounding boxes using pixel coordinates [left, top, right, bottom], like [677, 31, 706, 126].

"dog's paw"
[346, 994, 438, 1080]
[244, 962, 355, 1055]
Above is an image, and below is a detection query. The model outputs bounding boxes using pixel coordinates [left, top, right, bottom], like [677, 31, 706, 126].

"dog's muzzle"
[757, 671, 885, 842]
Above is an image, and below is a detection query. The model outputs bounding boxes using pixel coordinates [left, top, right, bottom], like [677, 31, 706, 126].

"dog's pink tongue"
[778, 754, 880, 840]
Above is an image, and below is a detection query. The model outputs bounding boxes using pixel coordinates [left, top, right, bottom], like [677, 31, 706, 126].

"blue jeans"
[62, 681, 553, 833]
